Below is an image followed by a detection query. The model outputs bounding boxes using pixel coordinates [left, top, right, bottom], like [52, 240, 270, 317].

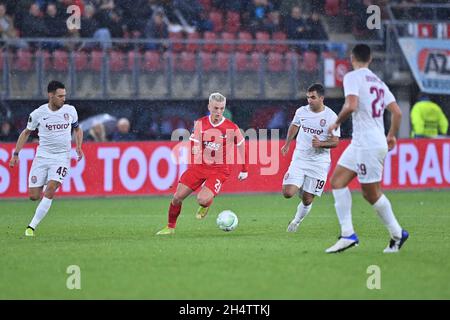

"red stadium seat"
[285, 51, 300, 71]
[52, 50, 69, 72]
[237, 32, 253, 53]
[267, 52, 284, 72]
[169, 32, 184, 52]
[255, 32, 270, 53]
[301, 51, 318, 72]
[186, 32, 201, 52]
[209, 11, 224, 33]
[199, 51, 214, 72]
[235, 52, 259, 72]
[142, 51, 162, 71]
[221, 32, 236, 53]
[109, 50, 126, 72]
[216, 51, 230, 72]
[203, 31, 218, 53]
[198, 0, 211, 11]
[225, 11, 241, 33]
[73, 51, 88, 71]
[37, 50, 51, 71]
[14, 49, 33, 72]
[127, 50, 141, 71]
[325, 0, 340, 16]
[272, 32, 288, 53]
[178, 52, 196, 72]
[90, 50, 103, 72]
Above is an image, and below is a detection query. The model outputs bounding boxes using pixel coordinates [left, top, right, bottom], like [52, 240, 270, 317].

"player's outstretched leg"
[25, 183, 58, 237]
[156, 201, 181, 235]
[195, 187, 214, 220]
[287, 202, 312, 232]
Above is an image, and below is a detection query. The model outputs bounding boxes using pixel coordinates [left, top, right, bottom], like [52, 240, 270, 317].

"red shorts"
[179, 167, 230, 196]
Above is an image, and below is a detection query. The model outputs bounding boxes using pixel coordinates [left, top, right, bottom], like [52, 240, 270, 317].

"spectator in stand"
[410, 94, 448, 138]
[266, 10, 283, 34]
[212, 0, 248, 12]
[85, 122, 108, 142]
[0, 3, 27, 48]
[0, 120, 19, 142]
[305, 11, 328, 53]
[173, 0, 212, 32]
[245, 0, 274, 33]
[284, 6, 307, 50]
[80, 4, 99, 38]
[43, 3, 66, 50]
[144, 10, 169, 51]
[21, 3, 48, 39]
[111, 117, 137, 141]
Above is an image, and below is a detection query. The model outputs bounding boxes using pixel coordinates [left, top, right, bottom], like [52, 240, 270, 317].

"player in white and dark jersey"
[9, 81, 84, 237]
[281, 83, 340, 232]
[325, 44, 409, 254]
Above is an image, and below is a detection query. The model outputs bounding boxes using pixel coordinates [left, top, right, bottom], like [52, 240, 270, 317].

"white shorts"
[29, 156, 70, 188]
[282, 161, 328, 196]
[337, 144, 387, 184]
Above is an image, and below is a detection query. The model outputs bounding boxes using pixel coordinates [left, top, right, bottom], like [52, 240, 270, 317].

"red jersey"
[189, 116, 246, 174]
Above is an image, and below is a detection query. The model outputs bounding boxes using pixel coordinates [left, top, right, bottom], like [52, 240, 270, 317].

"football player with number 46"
[9, 81, 84, 237]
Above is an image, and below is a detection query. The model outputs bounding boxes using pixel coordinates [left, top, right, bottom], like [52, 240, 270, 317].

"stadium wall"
[1, 139, 449, 198]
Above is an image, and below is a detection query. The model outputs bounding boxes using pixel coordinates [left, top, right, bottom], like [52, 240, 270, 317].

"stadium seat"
[199, 51, 214, 72]
[301, 51, 318, 72]
[73, 51, 89, 71]
[37, 50, 51, 71]
[203, 31, 218, 53]
[109, 50, 126, 72]
[285, 51, 300, 71]
[255, 32, 271, 53]
[52, 50, 69, 72]
[14, 49, 33, 72]
[178, 52, 196, 72]
[267, 52, 284, 72]
[325, 0, 340, 16]
[169, 32, 184, 52]
[90, 50, 103, 72]
[127, 50, 141, 72]
[186, 32, 201, 52]
[237, 32, 253, 53]
[209, 11, 224, 33]
[272, 32, 288, 53]
[235, 52, 259, 72]
[225, 11, 241, 33]
[221, 32, 236, 53]
[216, 51, 230, 72]
[198, 0, 212, 11]
[142, 51, 162, 71]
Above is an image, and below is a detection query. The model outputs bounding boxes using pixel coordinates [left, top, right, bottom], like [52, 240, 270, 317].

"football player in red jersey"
[156, 92, 249, 235]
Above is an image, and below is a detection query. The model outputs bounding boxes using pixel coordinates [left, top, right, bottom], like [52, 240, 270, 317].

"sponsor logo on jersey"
[203, 141, 221, 151]
[28, 116, 32, 123]
[46, 123, 70, 131]
[301, 126, 323, 135]
[31, 176, 37, 184]
[320, 119, 326, 127]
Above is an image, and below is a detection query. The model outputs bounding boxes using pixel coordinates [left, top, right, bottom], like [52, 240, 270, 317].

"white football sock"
[373, 194, 402, 240]
[332, 187, 355, 237]
[294, 202, 312, 222]
[29, 197, 53, 229]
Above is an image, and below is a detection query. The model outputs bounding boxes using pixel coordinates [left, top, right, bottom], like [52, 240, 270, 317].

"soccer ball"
[216, 210, 238, 232]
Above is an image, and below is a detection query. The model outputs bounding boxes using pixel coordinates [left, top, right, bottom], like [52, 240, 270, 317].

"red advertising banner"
[1, 139, 449, 198]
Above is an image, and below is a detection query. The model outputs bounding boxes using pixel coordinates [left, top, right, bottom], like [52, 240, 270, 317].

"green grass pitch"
[1, 190, 449, 299]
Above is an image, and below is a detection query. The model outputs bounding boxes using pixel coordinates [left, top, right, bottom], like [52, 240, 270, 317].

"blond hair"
[209, 92, 226, 104]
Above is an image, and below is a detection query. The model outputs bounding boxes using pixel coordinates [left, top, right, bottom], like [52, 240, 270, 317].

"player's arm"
[281, 123, 300, 156]
[312, 135, 339, 149]
[386, 101, 402, 150]
[73, 126, 84, 161]
[235, 128, 248, 181]
[9, 128, 33, 167]
[328, 95, 358, 134]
